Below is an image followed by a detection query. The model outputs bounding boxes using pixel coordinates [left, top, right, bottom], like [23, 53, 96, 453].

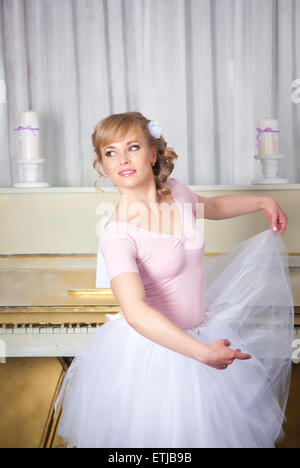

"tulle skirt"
[54, 229, 294, 448]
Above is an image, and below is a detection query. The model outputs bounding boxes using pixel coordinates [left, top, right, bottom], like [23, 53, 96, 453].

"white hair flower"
[148, 120, 162, 139]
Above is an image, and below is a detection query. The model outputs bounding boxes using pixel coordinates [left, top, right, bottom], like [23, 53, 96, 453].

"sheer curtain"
[0, 0, 299, 188]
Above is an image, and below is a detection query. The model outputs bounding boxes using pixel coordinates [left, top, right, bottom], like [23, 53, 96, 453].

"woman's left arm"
[196, 194, 287, 235]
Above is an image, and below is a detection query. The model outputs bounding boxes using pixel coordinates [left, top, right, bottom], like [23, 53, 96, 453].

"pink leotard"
[99, 178, 206, 329]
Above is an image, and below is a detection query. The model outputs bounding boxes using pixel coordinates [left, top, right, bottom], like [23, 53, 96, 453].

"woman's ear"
[151, 148, 157, 165]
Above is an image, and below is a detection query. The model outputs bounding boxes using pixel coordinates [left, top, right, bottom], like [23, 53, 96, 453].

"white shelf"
[0, 184, 300, 194]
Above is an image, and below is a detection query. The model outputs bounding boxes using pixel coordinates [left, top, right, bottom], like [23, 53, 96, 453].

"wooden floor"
[277, 363, 300, 448]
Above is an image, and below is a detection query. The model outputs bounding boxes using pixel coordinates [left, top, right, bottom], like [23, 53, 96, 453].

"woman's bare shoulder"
[105, 205, 139, 227]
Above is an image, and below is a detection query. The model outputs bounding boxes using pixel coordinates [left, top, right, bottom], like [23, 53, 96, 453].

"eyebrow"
[103, 140, 141, 150]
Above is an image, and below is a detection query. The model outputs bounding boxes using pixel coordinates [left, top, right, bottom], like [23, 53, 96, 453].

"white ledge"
[0, 184, 300, 194]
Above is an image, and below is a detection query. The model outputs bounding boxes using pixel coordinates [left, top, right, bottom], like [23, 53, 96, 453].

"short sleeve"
[99, 228, 139, 281]
[168, 178, 198, 213]
[185, 184, 198, 213]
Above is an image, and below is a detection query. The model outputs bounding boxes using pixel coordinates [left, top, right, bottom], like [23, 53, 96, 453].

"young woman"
[54, 111, 294, 448]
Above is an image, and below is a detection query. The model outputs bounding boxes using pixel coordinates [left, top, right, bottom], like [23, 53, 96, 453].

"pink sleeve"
[100, 229, 139, 281]
[168, 178, 198, 213]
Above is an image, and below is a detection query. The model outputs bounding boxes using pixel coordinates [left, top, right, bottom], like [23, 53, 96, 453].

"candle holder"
[14, 158, 50, 188]
[252, 118, 288, 184]
[252, 154, 289, 184]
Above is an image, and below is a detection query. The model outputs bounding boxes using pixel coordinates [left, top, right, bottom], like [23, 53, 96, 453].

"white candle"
[16, 110, 40, 160]
[257, 118, 280, 155]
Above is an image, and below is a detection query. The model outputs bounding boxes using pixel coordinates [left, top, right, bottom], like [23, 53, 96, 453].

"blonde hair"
[91, 111, 178, 200]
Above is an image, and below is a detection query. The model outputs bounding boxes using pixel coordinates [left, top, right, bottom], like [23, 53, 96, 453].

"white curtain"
[1, 0, 299, 188]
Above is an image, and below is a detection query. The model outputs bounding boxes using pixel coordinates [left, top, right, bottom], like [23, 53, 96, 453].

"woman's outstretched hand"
[201, 338, 252, 371]
[260, 196, 288, 235]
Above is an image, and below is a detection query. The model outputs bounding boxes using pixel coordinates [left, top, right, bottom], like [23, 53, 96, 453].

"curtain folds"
[0, 0, 299, 187]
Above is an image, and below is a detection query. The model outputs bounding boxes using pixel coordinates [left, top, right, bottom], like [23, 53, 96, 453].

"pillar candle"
[15, 110, 40, 160]
[257, 118, 280, 155]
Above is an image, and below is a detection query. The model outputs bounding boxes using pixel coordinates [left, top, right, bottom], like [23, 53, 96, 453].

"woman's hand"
[201, 339, 252, 371]
[260, 196, 288, 235]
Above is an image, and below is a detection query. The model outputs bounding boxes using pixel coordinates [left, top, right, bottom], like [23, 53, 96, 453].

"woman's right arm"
[110, 272, 251, 370]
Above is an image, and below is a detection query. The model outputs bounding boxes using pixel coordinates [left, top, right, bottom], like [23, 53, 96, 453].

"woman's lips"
[119, 170, 136, 177]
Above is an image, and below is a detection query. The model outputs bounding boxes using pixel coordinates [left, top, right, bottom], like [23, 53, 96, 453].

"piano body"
[0, 184, 299, 448]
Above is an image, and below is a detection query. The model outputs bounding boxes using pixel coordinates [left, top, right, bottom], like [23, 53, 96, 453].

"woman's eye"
[105, 145, 139, 157]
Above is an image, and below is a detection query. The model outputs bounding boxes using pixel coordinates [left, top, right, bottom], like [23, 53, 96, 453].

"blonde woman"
[55, 112, 294, 448]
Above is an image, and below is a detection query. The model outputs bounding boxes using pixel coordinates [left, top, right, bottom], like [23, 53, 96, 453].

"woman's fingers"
[234, 349, 252, 360]
[218, 364, 228, 370]
[223, 338, 231, 346]
[215, 346, 252, 370]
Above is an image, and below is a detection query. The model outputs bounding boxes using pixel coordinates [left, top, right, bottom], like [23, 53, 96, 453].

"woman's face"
[100, 127, 156, 188]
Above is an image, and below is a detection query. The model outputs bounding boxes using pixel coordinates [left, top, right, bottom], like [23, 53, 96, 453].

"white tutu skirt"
[54, 229, 294, 448]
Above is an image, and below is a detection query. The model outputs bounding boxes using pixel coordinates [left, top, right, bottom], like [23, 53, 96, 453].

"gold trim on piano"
[0, 306, 299, 327]
[68, 288, 114, 296]
[0, 305, 121, 325]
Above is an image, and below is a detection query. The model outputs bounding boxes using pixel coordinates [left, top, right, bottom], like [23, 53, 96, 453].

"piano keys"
[0, 322, 99, 357]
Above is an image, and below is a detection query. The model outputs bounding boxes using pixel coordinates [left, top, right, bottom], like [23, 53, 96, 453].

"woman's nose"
[119, 152, 131, 164]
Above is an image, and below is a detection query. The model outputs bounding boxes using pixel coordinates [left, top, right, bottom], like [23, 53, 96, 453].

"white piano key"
[67, 328, 75, 334]
[32, 328, 40, 334]
[14, 328, 26, 334]
[80, 328, 88, 334]
[74, 328, 82, 334]
[1, 333, 95, 357]
[0, 328, 6, 334]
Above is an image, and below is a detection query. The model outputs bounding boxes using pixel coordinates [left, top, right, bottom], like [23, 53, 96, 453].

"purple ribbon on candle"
[256, 127, 280, 147]
[14, 125, 40, 133]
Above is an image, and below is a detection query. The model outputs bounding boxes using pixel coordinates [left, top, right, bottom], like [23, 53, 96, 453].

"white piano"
[0, 215, 115, 359]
